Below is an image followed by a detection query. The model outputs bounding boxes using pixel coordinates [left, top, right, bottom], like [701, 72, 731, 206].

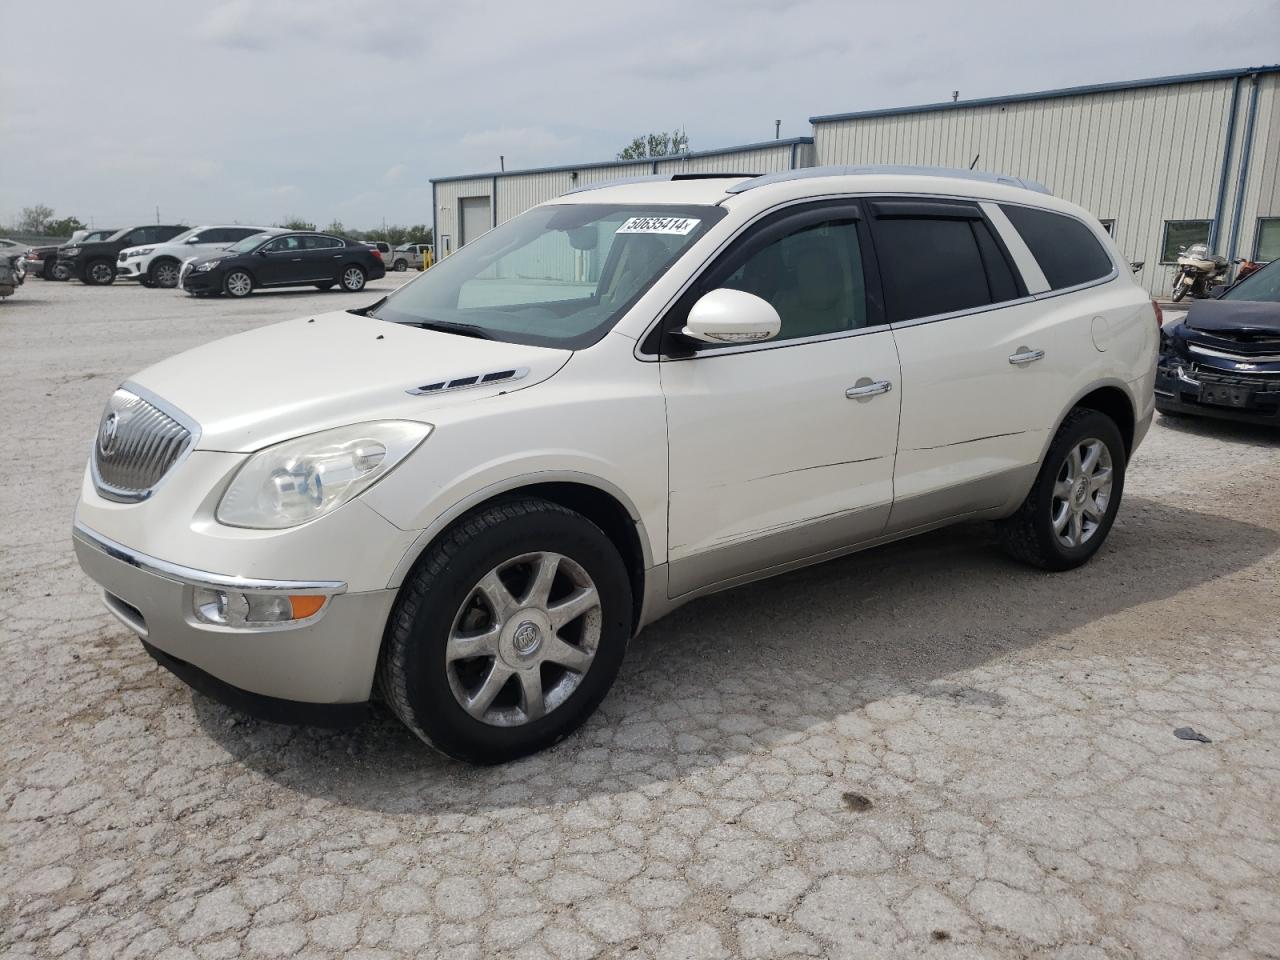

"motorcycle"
[1170, 242, 1228, 302]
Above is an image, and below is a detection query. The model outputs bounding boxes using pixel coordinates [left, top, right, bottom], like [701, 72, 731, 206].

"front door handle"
[1008, 347, 1045, 365]
[845, 379, 893, 400]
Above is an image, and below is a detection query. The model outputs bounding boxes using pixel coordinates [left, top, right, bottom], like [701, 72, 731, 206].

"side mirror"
[185, 236, 200, 244]
[257, 248, 270, 256]
[681, 288, 781, 345]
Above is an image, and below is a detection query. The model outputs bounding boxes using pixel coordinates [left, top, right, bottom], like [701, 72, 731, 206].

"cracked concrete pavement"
[2, 283, 1279, 959]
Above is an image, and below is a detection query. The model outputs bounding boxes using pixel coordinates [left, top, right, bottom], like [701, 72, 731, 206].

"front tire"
[149, 259, 181, 289]
[1171, 272, 1189, 302]
[340, 265, 366, 292]
[49, 261, 71, 281]
[223, 270, 253, 298]
[997, 409, 1126, 571]
[378, 498, 632, 763]
[83, 259, 116, 285]
[393, 259, 408, 272]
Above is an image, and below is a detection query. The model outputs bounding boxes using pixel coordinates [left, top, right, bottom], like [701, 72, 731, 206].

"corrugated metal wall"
[813, 77, 1258, 295]
[1233, 73, 1280, 263]
[433, 143, 807, 258]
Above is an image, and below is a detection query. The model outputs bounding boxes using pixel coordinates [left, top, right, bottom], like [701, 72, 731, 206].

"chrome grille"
[92, 388, 196, 502]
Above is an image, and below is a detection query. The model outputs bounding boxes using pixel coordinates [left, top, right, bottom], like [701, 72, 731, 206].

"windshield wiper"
[397, 319, 495, 340]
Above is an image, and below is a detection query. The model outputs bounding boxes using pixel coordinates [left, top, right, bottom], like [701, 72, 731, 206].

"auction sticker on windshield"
[616, 216, 701, 236]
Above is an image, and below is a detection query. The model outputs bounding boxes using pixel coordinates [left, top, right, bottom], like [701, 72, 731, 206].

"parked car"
[0, 238, 29, 256]
[389, 242, 433, 271]
[117, 225, 279, 288]
[364, 241, 392, 259]
[0, 250, 24, 298]
[1156, 256, 1280, 425]
[179, 231, 385, 297]
[60, 224, 189, 285]
[23, 229, 118, 280]
[72, 167, 1157, 762]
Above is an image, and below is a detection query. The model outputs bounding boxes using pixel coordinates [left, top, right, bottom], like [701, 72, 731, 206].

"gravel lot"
[2, 280, 1279, 960]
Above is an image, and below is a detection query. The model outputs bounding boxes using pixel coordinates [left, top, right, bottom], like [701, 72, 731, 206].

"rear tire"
[340, 265, 366, 292]
[378, 498, 632, 763]
[393, 259, 408, 272]
[49, 261, 71, 281]
[997, 409, 1126, 571]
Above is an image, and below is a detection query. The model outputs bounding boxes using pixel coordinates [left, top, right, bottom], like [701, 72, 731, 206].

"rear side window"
[873, 215, 1019, 322]
[1001, 204, 1113, 290]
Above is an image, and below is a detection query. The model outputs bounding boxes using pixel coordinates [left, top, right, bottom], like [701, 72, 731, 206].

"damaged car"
[1156, 258, 1280, 425]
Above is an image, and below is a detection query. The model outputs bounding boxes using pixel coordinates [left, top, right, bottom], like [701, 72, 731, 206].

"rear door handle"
[845, 379, 893, 399]
[1008, 347, 1045, 365]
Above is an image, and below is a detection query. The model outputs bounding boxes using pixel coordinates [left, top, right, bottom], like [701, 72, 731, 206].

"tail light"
[1151, 299, 1163, 329]
[370, 248, 383, 260]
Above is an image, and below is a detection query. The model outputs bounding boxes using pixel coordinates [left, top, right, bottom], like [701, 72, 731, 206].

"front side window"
[1001, 204, 1114, 290]
[1161, 220, 1212, 264]
[719, 219, 868, 341]
[1255, 218, 1280, 263]
[872, 212, 1020, 322]
[265, 236, 303, 253]
[370, 203, 723, 349]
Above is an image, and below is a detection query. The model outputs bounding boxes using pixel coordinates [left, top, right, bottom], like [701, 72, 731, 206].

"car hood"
[129, 310, 572, 452]
[1184, 299, 1280, 340]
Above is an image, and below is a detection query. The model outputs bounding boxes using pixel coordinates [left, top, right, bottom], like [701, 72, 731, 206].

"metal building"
[811, 66, 1280, 295]
[429, 66, 1279, 296]
[432, 138, 814, 258]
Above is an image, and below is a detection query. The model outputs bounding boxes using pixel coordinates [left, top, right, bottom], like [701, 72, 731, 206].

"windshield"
[395, 243, 415, 251]
[85, 230, 115, 242]
[228, 232, 277, 254]
[1223, 259, 1280, 302]
[370, 203, 723, 348]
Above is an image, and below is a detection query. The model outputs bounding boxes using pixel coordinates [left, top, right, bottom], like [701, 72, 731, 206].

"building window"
[1255, 218, 1280, 263]
[1098, 219, 1116, 237]
[1161, 220, 1212, 264]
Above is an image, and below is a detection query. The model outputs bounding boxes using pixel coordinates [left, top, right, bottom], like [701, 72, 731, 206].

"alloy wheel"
[153, 262, 180, 288]
[343, 267, 365, 290]
[446, 552, 601, 727]
[226, 272, 252, 297]
[89, 262, 114, 284]
[1050, 437, 1113, 548]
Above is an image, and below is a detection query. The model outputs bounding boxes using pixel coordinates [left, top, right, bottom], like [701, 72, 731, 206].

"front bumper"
[115, 259, 145, 279]
[181, 267, 221, 293]
[1155, 356, 1280, 424]
[22, 258, 46, 277]
[73, 522, 397, 713]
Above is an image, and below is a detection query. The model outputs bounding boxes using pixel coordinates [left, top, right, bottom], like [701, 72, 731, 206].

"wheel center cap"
[1073, 480, 1088, 505]
[512, 620, 542, 655]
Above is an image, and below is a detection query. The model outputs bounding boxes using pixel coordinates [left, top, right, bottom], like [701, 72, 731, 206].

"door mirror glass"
[682, 288, 781, 345]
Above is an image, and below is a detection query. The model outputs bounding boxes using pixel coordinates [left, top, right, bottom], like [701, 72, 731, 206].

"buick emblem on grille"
[99, 412, 120, 455]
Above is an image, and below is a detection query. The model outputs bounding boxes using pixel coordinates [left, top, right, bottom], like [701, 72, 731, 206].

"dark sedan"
[1156, 258, 1280, 425]
[180, 231, 386, 297]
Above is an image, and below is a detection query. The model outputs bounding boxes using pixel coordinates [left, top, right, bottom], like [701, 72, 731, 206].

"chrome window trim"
[72, 521, 348, 595]
[90, 380, 202, 503]
[634, 189, 1109, 361]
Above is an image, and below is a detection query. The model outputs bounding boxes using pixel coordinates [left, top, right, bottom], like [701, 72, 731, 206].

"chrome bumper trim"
[71, 521, 347, 596]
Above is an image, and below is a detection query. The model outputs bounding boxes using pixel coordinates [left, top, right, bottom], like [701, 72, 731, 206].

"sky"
[2, 0, 1278, 232]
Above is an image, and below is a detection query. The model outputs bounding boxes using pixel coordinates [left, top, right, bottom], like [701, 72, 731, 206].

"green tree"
[617, 129, 689, 160]
[279, 216, 316, 230]
[324, 219, 346, 236]
[17, 204, 56, 233]
[44, 216, 85, 237]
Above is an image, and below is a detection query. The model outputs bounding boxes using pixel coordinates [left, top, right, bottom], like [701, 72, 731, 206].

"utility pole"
[775, 120, 781, 140]
[499, 155, 505, 172]
[155, 204, 160, 224]
[952, 91, 959, 102]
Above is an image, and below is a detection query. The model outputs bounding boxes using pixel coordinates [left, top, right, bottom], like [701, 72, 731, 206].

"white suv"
[117, 225, 277, 288]
[73, 167, 1158, 762]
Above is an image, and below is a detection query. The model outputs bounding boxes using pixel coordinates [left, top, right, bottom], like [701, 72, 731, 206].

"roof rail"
[564, 172, 754, 196]
[725, 164, 1052, 196]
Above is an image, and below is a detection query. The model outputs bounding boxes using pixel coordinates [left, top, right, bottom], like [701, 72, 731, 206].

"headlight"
[128, 247, 153, 258]
[196, 259, 221, 271]
[62, 246, 81, 256]
[216, 421, 431, 529]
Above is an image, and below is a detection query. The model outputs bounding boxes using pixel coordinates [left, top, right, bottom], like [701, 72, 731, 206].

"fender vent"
[406, 368, 528, 396]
